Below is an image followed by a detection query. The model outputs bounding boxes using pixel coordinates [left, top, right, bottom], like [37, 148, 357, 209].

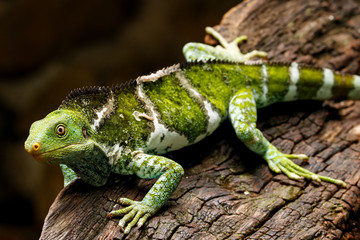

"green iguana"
[25, 27, 356, 234]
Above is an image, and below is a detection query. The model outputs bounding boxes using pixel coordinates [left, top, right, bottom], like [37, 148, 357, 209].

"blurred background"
[0, 0, 241, 239]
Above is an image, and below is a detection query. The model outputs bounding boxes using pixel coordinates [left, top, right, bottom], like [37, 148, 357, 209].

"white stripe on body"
[92, 107, 108, 130]
[260, 64, 269, 106]
[105, 143, 124, 165]
[136, 84, 190, 154]
[284, 62, 300, 101]
[136, 64, 181, 83]
[102, 143, 135, 174]
[348, 75, 360, 99]
[315, 68, 334, 100]
[91, 93, 116, 131]
[175, 71, 222, 143]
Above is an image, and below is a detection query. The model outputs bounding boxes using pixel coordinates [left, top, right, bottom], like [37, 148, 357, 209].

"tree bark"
[40, 0, 360, 239]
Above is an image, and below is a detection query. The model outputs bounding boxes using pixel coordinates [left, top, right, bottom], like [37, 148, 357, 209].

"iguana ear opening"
[82, 127, 89, 140]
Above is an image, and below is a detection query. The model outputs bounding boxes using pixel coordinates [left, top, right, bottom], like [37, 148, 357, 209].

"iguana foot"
[205, 26, 268, 61]
[183, 26, 267, 62]
[107, 198, 155, 234]
[265, 145, 346, 187]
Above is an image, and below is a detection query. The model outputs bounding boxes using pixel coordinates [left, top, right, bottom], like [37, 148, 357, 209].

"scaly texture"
[25, 27, 359, 234]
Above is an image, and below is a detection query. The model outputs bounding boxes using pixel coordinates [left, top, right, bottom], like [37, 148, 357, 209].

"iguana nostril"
[33, 142, 41, 152]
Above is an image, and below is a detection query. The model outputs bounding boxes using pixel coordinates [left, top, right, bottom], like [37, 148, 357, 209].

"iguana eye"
[56, 125, 66, 136]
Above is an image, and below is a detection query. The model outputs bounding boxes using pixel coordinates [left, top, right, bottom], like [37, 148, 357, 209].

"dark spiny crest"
[60, 86, 110, 107]
[59, 79, 137, 108]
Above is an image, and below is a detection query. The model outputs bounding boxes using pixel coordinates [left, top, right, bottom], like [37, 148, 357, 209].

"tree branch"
[40, 1, 360, 239]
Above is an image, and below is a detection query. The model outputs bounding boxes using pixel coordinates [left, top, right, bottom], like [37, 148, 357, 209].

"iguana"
[24, 27, 357, 234]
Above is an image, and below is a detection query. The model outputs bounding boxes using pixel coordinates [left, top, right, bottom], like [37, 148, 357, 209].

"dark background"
[0, 0, 241, 239]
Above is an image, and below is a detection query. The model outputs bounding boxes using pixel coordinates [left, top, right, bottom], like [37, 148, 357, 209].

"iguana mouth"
[27, 144, 82, 163]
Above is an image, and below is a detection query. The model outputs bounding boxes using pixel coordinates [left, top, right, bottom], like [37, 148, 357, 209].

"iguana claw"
[183, 26, 267, 62]
[264, 145, 347, 187]
[108, 198, 155, 234]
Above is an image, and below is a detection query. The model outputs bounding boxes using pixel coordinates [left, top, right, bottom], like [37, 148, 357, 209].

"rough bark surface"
[40, 0, 360, 239]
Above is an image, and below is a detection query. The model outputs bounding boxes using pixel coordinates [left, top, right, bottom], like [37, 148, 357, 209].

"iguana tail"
[243, 62, 360, 107]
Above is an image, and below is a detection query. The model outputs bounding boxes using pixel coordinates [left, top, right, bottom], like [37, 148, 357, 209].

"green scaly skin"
[25, 27, 357, 234]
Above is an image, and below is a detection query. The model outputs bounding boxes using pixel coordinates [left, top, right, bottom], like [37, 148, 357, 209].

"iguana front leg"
[229, 88, 346, 187]
[107, 152, 184, 234]
[183, 26, 267, 62]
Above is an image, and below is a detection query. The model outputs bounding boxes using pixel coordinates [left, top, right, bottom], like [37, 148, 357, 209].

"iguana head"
[25, 109, 95, 164]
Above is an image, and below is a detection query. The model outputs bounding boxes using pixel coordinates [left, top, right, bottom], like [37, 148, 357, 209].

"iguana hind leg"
[229, 88, 346, 187]
[183, 26, 267, 62]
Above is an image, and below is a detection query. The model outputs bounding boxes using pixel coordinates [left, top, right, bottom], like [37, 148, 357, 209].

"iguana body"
[25, 27, 358, 234]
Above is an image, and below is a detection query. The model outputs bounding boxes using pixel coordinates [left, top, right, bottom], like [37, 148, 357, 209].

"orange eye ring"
[33, 142, 41, 151]
[56, 124, 66, 136]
